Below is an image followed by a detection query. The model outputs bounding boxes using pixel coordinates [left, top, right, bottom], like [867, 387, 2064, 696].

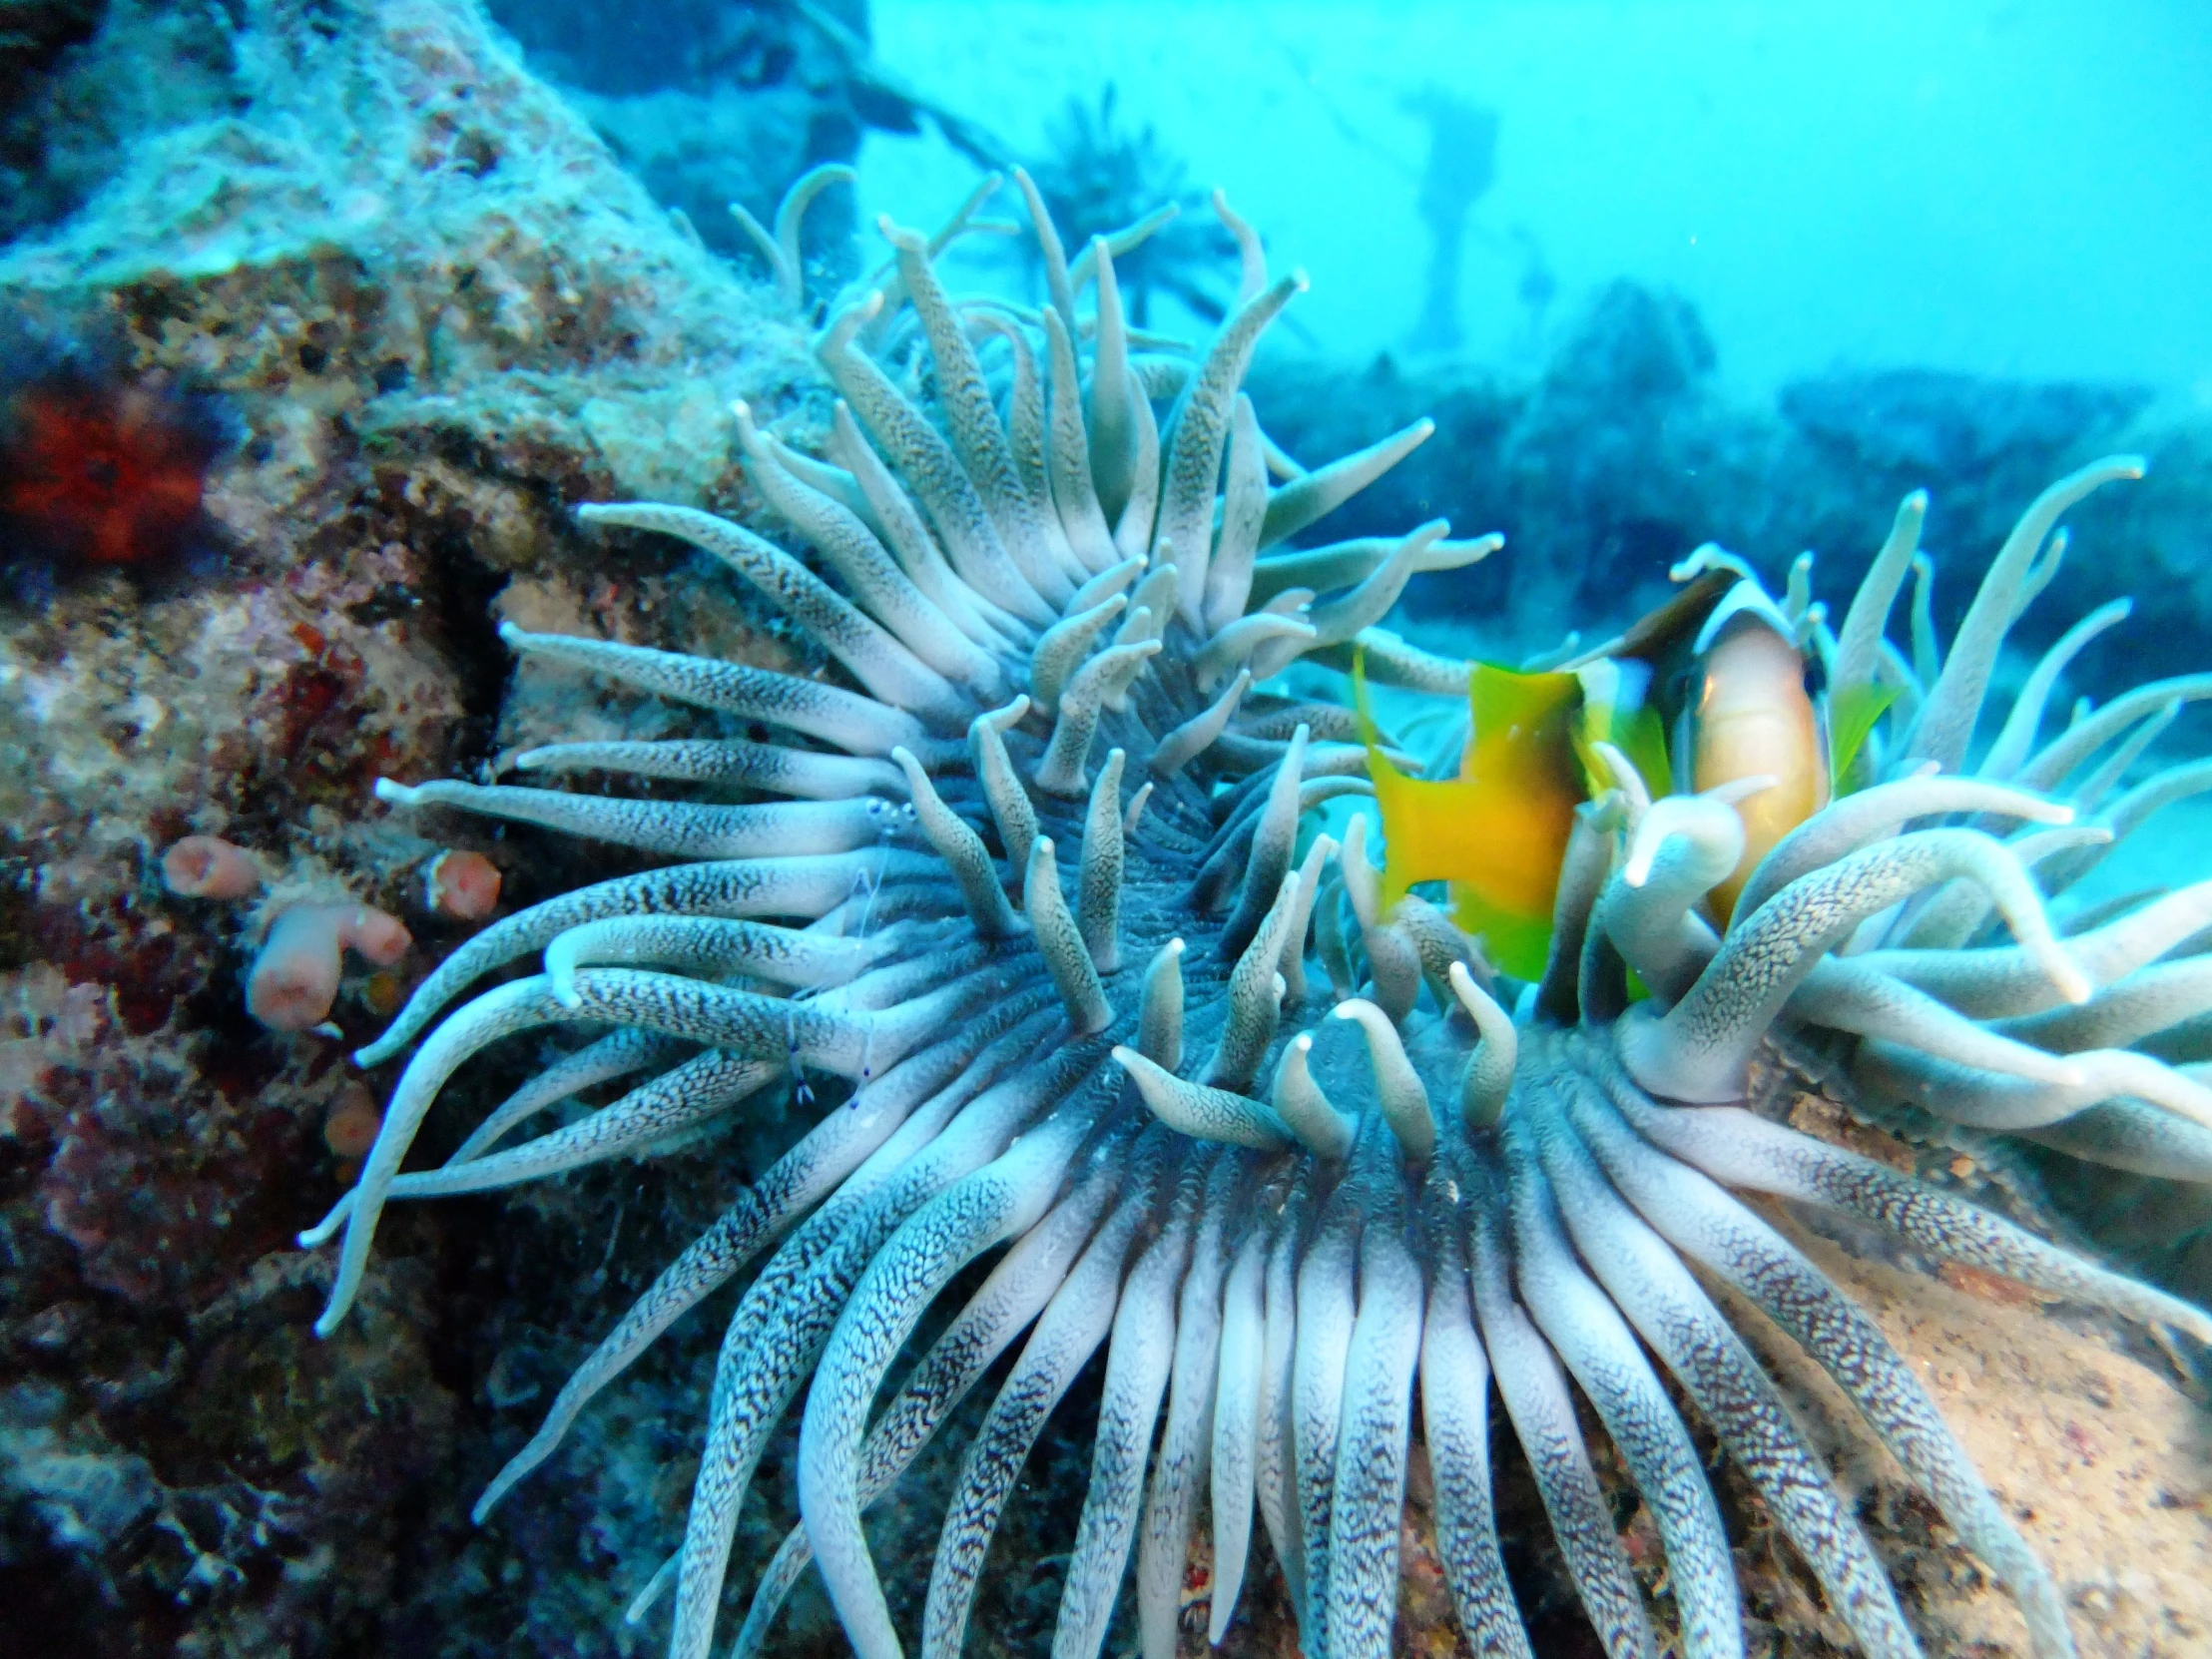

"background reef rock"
[1253, 282, 2206, 699]
[1, 2, 2208, 1656]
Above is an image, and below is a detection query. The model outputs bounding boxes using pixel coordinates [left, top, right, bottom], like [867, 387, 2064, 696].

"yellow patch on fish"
[1365, 661, 1589, 979]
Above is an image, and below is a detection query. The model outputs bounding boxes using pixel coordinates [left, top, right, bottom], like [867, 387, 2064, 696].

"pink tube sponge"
[162, 835, 263, 899]
[422, 848, 502, 920]
[248, 903, 412, 1032]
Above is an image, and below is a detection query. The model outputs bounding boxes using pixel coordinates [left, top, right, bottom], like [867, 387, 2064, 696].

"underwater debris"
[289, 164, 2212, 1659]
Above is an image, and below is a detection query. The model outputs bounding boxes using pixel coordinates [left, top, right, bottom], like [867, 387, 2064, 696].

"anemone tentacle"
[301, 171, 2212, 1659]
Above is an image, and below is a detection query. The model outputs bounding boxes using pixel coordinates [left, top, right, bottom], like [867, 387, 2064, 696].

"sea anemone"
[302, 175, 2212, 1659]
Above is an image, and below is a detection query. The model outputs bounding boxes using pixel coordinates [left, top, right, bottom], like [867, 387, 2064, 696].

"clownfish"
[1363, 567, 1831, 977]
[1678, 582, 1831, 923]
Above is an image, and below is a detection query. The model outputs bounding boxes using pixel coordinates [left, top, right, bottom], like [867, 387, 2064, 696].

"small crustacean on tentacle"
[292, 163, 2212, 1659]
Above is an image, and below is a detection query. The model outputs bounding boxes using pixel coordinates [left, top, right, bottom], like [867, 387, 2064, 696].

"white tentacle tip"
[2047, 953, 2094, 1007]
[372, 778, 418, 805]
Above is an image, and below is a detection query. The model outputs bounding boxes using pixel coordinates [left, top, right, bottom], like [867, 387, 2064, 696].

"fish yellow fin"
[1361, 654, 1584, 980]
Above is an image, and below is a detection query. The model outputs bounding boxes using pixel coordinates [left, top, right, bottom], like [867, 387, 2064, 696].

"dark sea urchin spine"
[301, 169, 2212, 1659]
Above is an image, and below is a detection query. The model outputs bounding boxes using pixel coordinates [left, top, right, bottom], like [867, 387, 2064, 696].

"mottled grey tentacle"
[577, 498, 970, 725]
[446, 1026, 680, 1164]
[1112, 362, 1163, 561]
[1193, 611, 1316, 692]
[1787, 958, 2085, 1086]
[542, 913, 897, 1007]
[1207, 1219, 1271, 1644]
[1067, 552, 1143, 615]
[797, 1101, 1108, 1659]
[1115, 1046, 1294, 1151]
[1041, 307, 1118, 572]
[1138, 936, 1186, 1070]
[892, 746, 1021, 936]
[1278, 832, 1336, 1004]
[882, 222, 1074, 607]
[1907, 456, 2142, 773]
[1200, 392, 1270, 634]
[1567, 1072, 2074, 1659]
[1325, 1200, 1424, 1655]
[1077, 748, 1127, 971]
[1979, 597, 2133, 783]
[1603, 1081, 2212, 1343]
[357, 850, 934, 1067]
[1257, 1177, 1312, 1630]
[722, 415, 1008, 693]
[922, 1138, 1169, 1658]
[1137, 1155, 1242, 1659]
[1504, 1095, 1742, 1659]
[665, 1038, 1109, 1659]
[1203, 871, 1303, 1094]
[1030, 594, 1127, 716]
[1334, 998, 1437, 1161]
[2021, 1098, 2212, 1182]
[1051, 1151, 1207, 1659]
[1528, 1079, 1923, 1659]
[1537, 800, 1620, 1025]
[1291, 1138, 1364, 1653]
[1599, 792, 1742, 1002]
[1306, 522, 1485, 648]
[1152, 667, 1252, 779]
[1037, 639, 1162, 796]
[1250, 531, 1495, 610]
[970, 697, 1039, 865]
[1257, 417, 1435, 551]
[1624, 829, 2086, 1104]
[1084, 238, 1139, 523]
[1027, 836, 1114, 1034]
[1156, 274, 1304, 628]
[820, 294, 1057, 627]
[471, 1006, 1051, 1521]
[326, 964, 988, 1336]
[831, 398, 1026, 648]
[307, 1048, 770, 1237]
[1999, 954, 2212, 1053]
[1218, 725, 1309, 959]
[1460, 1157, 1655, 1659]
[508, 736, 905, 800]
[1736, 776, 2067, 934]
[500, 623, 931, 757]
[1271, 1033, 1358, 1160]
[1830, 490, 1926, 722]
[1861, 878, 2212, 1018]
[375, 779, 900, 861]
[1856, 1034, 2212, 1134]
[1418, 1212, 1535, 1659]
[2013, 672, 2212, 794]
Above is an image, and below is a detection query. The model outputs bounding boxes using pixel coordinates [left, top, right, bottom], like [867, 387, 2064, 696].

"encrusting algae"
[287, 166, 2212, 1659]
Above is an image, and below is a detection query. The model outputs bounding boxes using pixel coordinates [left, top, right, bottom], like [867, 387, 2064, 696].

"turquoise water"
[861, 0, 2212, 394]
[7, 4, 2212, 1656]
